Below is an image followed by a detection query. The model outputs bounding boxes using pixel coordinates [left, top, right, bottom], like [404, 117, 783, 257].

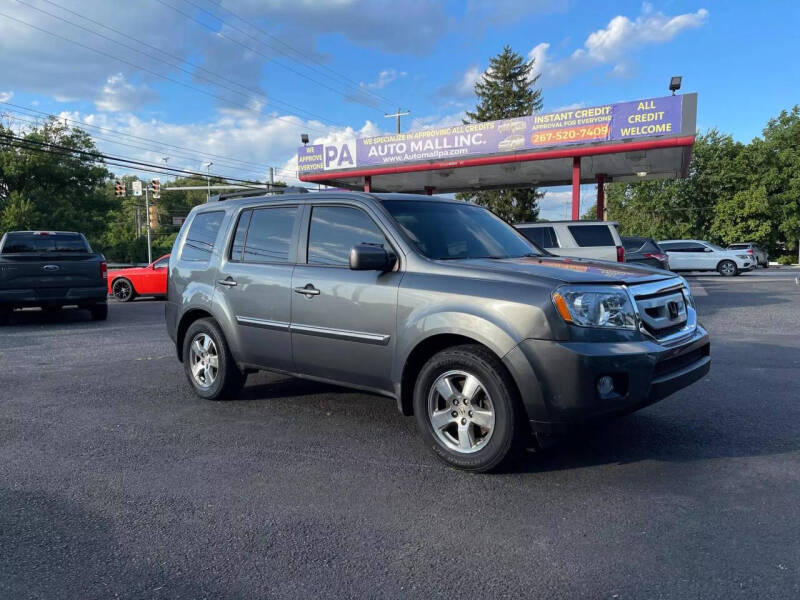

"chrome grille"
[628, 279, 695, 342]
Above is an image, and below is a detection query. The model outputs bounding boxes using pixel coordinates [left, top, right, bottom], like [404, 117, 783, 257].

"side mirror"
[349, 244, 396, 271]
[704, 248, 713, 252]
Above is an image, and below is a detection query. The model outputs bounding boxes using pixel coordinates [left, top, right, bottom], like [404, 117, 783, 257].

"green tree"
[606, 130, 749, 240]
[457, 45, 544, 223]
[710, 185, 773, 245]
[0, 118, 112, 241]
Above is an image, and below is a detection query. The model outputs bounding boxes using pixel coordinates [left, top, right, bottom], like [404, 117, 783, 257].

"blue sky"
[1, 0, 799, 218]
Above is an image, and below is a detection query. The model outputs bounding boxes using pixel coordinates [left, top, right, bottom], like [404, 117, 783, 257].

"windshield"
[381, 200, 540, 260]
[1, 232, 90, 253]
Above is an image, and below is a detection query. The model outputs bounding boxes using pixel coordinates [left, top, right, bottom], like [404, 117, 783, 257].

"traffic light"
[148, 205, 159, 230]
[114, 180, 125, 197]
[152, 178, 160, 199]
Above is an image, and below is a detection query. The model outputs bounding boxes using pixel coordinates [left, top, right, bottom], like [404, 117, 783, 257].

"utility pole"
[144, 185, 152, 264]
[268, 166, 274, 192]
[204, 161, 213, 202]
[385, 108, 410, 134]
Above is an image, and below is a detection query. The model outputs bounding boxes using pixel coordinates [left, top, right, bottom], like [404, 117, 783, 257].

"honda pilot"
[165, 192, 710, 472]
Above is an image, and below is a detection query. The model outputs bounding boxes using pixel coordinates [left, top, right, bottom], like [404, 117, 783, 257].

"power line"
[1, 109, 278, 179]
[192, 0, 395, 105]
[179, 0, 399, 108]
[155, 0, 389, 111]
[15, 0, 342, 127]
[0, 100, 297, 177]
[0, 10, 333, 135]
[0, 133, 266, 184]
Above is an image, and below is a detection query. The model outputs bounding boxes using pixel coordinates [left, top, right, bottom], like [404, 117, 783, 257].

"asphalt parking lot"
[1, 268, 799, 599]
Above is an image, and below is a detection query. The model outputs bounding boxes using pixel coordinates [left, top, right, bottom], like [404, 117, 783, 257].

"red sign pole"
[364, 175, 371, 193]
[571, 156, 581, 220]
[596, 173, 605, 221]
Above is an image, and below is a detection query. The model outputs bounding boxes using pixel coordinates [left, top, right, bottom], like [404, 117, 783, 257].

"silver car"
[166, 192, 710, 471]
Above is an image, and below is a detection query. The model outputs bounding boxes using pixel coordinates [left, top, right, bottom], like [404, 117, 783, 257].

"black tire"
[111, 277, 136, 302]
[763, 261, 769, 269]
[717, 260, 738, 277]
[182, 318, 246, 400]
[89, 303, 108, 321]
[413, 344, 526, 472]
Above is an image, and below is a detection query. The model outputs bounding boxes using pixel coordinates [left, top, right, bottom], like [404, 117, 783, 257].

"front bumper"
[0, 285, 108, 308]
[504, 326, 710, 433]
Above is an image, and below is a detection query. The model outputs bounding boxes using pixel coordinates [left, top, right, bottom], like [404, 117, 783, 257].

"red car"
[108, 254, 170, 302]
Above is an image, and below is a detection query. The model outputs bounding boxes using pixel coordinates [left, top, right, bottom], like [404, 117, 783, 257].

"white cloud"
[345, 69, 406, 107]
[95, 74, 157, 112]
[529, 6, 709, 86]
[539, 187, 598, 220]
[408, 111, 467, 131]
[436, 65, 482, 99]
[0, 91, 13, 103]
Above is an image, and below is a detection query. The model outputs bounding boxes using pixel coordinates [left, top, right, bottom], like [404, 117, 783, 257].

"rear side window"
[727, 244, 748, 250]
[230, 209, 252, 261]
[622, 238, 644, 252]
[519, 226, 559, 248]
[568, 225, 614, 247]
[308, 206, 388, 267]
[181, 211, 224, 261]
[1, 232, 89, 253]
[242, 206, 298, 264]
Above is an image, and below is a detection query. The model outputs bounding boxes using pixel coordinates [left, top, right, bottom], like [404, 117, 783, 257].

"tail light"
[616, 246, 625, 262]
[644, 252, 668, 262]
[747, 249, 754, 254]
[100, 261, 108, 280]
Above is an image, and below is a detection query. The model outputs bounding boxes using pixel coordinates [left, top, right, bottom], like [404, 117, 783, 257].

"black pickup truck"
[0, 231, 108, 324]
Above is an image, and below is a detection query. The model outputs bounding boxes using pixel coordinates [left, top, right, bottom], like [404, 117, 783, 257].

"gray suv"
[166, 192, 710, 472]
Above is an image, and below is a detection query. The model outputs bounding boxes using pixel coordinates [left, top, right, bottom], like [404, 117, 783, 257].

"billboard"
[298, 94, 683, 174]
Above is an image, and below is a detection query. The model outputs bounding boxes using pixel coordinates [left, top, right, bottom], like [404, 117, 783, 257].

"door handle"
[293, 284, 320, 297]
[217, 278, 238, 287]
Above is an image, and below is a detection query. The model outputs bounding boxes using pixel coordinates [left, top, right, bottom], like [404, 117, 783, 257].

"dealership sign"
[298, 94, 683, 174]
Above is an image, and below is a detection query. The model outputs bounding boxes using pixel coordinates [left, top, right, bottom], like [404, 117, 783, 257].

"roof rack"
[212, 186, 310, 202]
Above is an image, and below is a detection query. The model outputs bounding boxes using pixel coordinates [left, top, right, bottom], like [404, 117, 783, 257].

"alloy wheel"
[189, 333, 219, 388]
[427, 369, 495, 454]
[112, 279, 132, 301]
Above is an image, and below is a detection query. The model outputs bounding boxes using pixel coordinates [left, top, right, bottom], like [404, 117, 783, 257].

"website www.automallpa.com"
[377, 147, 470, 163]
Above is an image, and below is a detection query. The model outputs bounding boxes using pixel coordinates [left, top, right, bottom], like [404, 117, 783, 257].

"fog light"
[597, 376, 615, 398]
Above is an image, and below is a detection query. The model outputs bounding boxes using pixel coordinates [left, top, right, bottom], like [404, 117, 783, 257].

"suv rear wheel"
[183, 318, 246, 400]
[413, 344, 524, 472]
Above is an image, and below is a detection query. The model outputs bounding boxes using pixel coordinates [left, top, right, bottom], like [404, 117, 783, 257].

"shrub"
[777, 255, 796, 266]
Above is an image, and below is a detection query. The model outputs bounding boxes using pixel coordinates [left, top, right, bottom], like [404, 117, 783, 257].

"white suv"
[658, 240, 755, 276]
[515, 221, 625, 262]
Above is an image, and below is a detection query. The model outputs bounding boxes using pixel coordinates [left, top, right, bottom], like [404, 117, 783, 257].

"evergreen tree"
[457, 46, 543, 223]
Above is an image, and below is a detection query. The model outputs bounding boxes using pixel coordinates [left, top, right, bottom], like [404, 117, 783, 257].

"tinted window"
[568, 225, 614, 247]
[684, 242, 708, 252]
[622, 237, 645, 252]
[243, 206, 298, 263]
[381, 200, 538, 260]
[1, 232, 89, 253]
[230, 209, 252, 261]
[520, 226, 559, 248]
[727, 244, 749, 250]
[153, 257, 170, 268]
[181, 211, 224, 261]
[308, 206, 387, 266]
[659, 242, 680, 251]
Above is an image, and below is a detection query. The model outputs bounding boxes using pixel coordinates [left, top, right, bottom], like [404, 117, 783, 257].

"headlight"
[552, 286, 636, 329]
[736, 254, 750, 260]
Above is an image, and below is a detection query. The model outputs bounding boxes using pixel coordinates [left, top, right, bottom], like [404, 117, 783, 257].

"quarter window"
[568, 225, 614, 247]
[242, 206, 298, 264]
[181, 211, 224, 261]
[519, 226, 559, 248]
[308, 206, 388, 267]
[230, 209, 252, 261]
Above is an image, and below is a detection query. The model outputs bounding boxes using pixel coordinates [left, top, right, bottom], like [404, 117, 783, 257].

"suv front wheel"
[413, 344, 525, 472]
[183, 318, 246, 400]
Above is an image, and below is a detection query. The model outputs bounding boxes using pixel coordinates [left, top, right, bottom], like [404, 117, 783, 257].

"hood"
[437, 255, 675, 285]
